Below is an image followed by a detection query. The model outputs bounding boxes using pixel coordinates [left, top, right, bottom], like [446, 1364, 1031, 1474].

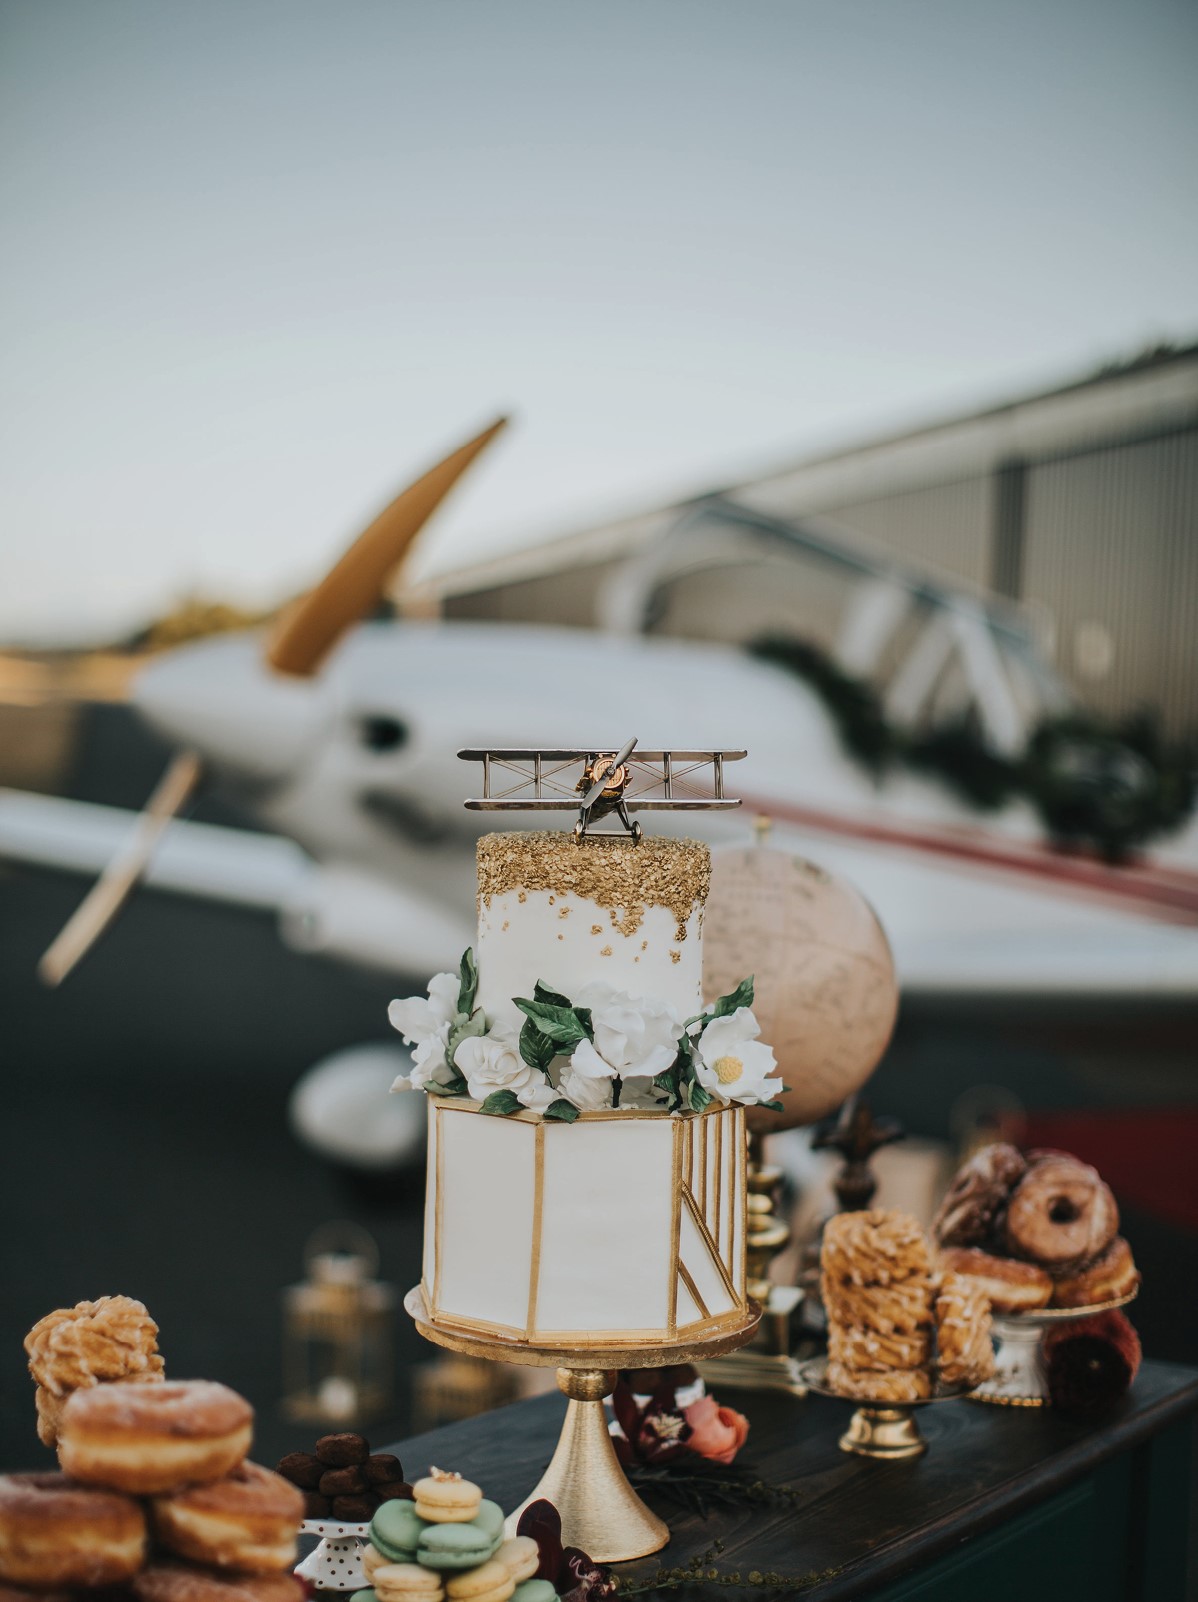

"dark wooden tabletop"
[385, 1359, 1198, 1600]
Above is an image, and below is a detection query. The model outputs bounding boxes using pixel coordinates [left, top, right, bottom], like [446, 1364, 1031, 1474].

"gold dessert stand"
[969, 1288, 1139, 1408]
[406, 1286, 761, 1562]
[797, 1357, 973, 1460]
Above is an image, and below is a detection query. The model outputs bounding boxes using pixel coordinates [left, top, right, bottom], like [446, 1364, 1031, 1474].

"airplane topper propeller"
[37, 416, 508, 984]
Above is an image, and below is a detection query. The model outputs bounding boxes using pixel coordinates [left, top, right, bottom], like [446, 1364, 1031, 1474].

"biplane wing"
[457, 747, 746, 810]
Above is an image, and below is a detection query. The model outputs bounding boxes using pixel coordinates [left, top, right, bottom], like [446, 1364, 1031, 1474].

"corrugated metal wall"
[812, 475, 993, 590]
[1022, 426, 1198, 735]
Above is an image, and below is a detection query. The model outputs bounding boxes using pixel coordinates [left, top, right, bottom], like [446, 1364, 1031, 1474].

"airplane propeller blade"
[580, 736, 639, 808]
[37, 750, 203, 987]
[266, 415, 508, 678]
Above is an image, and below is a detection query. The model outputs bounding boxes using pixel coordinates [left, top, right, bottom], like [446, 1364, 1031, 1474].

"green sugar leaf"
[543, 1098, 580, 1123]
[710, 976, 754, 1018]
[519, 1016, 558, 1075]
[514, 998, 593, 1047]
[533, 979, 573, 1009]
[456, 947, 479, 1018]
[479, 1089, 522, 1117]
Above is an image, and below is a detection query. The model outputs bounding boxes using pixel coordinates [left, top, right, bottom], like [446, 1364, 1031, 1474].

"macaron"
[445, 1561, 515, 1602]
[416, 1513, 504, 1573]
[363, 1547, 392, 1582]
[512, 1582, 558, 1602]
[350, 1592, 379, 1602]
[371, 1498, 428, 1563]
[372, 1565, 445, 1602]
[412, 1472, 483, 1525]
[495, 1538, 540, 1585]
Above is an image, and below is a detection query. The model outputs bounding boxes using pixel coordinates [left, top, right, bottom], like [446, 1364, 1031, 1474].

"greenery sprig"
[616, 1541, 841, 1599]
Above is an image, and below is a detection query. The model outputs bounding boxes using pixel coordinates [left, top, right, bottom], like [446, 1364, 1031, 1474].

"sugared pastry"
[934, 1271, 995, 1387]
[1050, 1236, 1139, 1308]
[133, 1563, 304, 1602]
[275, 1451, 324, 1490]
[821, 1209, 933, 1287]
[444, 1561, 515, 1602]
[151, 1460, 303, 1571]
[937, 1247, 1053, 1313]
[376, 1481, 415, 1503]
[931, 1142, 1027, 1249]
[57, 1378, 253, 1495]
[365, 1455, 404, 1484]
[303, 1490, 330, 1519]
[412, 1469, 483, 1524]
[25, 1296, 166, 1447]
[0, 1471, 146, 1588]
[1004, 1155, 1118, 1271]
[0, 1586, 74, 1602]
[316, 1433, 370, 1467]
[320, 1465, 369, 1497]
[824, 1361, 932, 1402]
[371, 1565, 444, 1602]
[333, 1494, 377, 1521]
[494, 1538, 540, 1585]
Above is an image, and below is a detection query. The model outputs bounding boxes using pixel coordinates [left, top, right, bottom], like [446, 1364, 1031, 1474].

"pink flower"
[683, 1395, 750, 1464]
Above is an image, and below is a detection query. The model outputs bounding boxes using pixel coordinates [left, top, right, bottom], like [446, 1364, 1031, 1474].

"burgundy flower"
[611, 1376, 693, 1466]
[516, 1499, 564, 1583]
[1043, 1309, 1142, 1420]
[560, 1547, 618, 1601]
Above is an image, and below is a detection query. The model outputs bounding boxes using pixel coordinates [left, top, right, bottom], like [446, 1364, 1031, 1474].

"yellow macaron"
[445, 1560, 516, 1602]
[372, 1564, 445, 1602]
[412, 1469, 483, 1524]
[495, 1538, 541, 1585]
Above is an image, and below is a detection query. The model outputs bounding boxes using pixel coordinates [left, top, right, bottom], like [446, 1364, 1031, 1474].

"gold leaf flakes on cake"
[476, 832, 710, 939]
[591, 925, 603, 935]
[670, 950, 681, 963]
[600, 945, 612, 956]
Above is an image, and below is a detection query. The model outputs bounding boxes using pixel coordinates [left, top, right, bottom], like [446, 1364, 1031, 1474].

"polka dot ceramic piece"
[295, 1521, 372, 1589]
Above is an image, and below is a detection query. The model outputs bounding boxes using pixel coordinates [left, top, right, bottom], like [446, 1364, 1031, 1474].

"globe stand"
[405, 1286, 761, 1563]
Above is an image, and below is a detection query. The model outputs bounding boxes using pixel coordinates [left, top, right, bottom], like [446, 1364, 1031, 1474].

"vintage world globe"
[702, 836, 899, 1130]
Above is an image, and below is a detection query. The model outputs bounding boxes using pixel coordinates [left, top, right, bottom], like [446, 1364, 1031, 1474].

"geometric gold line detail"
[677, 1260, 710, 1321]
[680, 1186, 738, 1306]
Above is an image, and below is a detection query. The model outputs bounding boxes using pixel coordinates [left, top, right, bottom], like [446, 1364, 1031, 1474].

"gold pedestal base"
[505, 1369, 668, 1562]
[405, 1286, 761, 1564]
[839, 1405, 926, 1460]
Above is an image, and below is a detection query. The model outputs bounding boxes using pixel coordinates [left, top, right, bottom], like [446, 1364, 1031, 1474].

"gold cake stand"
[405, 1285, 761, 1562]
[797, 1356, 974, 1460]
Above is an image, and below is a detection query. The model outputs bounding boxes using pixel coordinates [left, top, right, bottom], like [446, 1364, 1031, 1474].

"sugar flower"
[388, 972, 462, 1091]
[454, 1029, 550, 1108]
[571, 984, 681, 1082]
[693, 1008, 782, 1106]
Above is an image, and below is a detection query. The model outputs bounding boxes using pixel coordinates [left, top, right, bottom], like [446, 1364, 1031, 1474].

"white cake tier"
[422, 1099, 748, 1345]
[474, 832, 709, 1032]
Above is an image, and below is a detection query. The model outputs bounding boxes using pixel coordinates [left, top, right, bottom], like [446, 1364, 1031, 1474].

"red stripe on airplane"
[740, 794, 1198, 924]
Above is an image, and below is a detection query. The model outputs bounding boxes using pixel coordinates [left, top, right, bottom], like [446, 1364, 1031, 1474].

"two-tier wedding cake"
[389, 828, 782, 1348]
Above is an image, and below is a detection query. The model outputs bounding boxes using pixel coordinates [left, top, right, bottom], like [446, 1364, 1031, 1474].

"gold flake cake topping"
[477, 831, 710, 941]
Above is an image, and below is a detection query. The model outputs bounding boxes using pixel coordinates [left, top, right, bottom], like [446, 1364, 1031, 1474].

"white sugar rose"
[557, 1061, 615, 1112]
[693, 1008, 782, 1106]
[573, 984, 681, 1081]
[388, 972, 461, 1090]
[454, 1029, 551, 1108]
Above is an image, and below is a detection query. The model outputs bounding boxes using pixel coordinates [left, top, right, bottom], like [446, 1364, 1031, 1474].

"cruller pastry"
[934, 1271, 995, 1387]
[151, 1461, 303, 1572]
[0, 1471, 146, 1589]
[24, 1295, 165, 1448]
[57, 1379, 253, 1495]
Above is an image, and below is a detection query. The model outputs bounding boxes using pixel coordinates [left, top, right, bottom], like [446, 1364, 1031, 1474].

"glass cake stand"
[405, 1284, 761, 1562]
[969, 1288, 1139, 1407]
[797, 1356, 974, 1460]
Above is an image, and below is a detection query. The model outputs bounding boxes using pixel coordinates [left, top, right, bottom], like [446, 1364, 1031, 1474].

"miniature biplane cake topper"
[458, 737, 745, 841]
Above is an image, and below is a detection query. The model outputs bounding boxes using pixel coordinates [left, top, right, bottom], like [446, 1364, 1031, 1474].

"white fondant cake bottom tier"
[422, 1100, 748, 1346]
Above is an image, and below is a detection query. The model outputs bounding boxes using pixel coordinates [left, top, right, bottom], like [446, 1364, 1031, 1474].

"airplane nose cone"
[132, 634, 320, 779]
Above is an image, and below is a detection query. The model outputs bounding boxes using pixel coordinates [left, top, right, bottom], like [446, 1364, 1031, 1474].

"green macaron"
[415, 1502, 505, 1571]
[513, 1582, 558, 1602]
[350, 1592, 379, 1602]
[370, 1497, 427, 1562]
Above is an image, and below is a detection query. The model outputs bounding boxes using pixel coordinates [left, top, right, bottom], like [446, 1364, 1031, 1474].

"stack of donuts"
[933, 1143, 1139, 1313]
[0, 1297, 305, 1602]
[820, 1208, 995, 1402]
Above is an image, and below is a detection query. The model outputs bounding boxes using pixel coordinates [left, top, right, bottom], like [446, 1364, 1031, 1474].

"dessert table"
[384, 1358, 1197, 1601]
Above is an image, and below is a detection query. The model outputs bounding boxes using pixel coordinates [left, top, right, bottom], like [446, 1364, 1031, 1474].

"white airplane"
[2, 416, 1197, 1015]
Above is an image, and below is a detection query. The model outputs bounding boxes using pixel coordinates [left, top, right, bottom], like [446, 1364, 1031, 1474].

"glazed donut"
[152, 1461, 303, 1571]
[937, 1247, 1053, 1313]
[0, 1471, 145, 1588]
[57, 1379, 253, 1495]
[134, 1564, 304, 1602]
[1004, 1158, 1118, 1271]
[932, 1143, 1026, 1249]
[1050, 1237, 1139, 1309]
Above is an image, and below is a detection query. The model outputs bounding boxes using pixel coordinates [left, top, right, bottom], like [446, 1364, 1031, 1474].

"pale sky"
[2, 0, 1196, 643]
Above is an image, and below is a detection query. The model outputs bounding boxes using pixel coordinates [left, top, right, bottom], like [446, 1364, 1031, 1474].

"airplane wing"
[0, 787, 471, 977]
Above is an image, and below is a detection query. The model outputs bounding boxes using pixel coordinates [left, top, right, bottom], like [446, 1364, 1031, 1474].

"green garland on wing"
[749, 634, 1197, 863]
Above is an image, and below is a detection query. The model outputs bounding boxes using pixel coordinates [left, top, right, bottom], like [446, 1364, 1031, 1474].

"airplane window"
[358, 715, 409, 752]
